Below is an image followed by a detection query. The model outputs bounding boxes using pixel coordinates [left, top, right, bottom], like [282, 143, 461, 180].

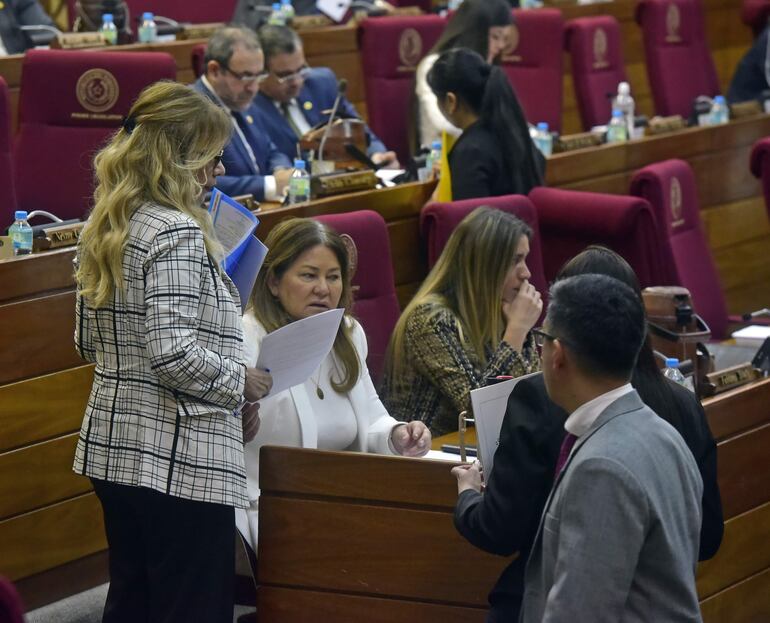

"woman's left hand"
[242, 401, 261, 443]
[391, 421, 432, 457]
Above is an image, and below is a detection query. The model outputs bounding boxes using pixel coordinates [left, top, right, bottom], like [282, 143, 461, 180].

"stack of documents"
[732, 325, 770, 347]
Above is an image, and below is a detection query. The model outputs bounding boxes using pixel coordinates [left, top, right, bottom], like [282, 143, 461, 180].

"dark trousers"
[92, 478, 235, 623]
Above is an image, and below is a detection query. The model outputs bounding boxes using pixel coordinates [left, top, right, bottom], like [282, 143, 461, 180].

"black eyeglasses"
[213, 149, 224, 167]
[272, 65, 311, 85]
[221, 63, 269, 84]
[531, 327, 557, 349]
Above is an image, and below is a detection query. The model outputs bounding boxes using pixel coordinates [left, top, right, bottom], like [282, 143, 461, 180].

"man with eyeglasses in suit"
[194, 26, 293, 202]
[249, 24, 399, 168]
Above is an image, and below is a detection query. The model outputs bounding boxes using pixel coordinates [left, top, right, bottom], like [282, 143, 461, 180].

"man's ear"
[206, 60, 222, 78]
[551, 338, 568, 372]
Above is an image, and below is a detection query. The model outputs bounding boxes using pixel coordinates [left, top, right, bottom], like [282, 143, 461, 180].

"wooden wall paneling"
[0, 492, 106, 581]
[0, 365, 93, 453]
[712, 236, 770, 315]
[388, 216, 426, 289]
[0, 433, 90, 519]
[716, 422, 770, 519]
[0, 291, 81, 385]
[0, 248, 76, 304]
[700, 567, 770, 623]
[697, 501, 770, 598]
[701, 197, 769, 251]
[258, 586, 488, 623]
[703, 378, 770, 442]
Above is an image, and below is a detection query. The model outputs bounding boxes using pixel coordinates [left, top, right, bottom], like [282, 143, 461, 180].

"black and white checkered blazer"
[73, 203, 249, 508]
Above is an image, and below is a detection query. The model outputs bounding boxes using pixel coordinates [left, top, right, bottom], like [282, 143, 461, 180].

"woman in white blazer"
[238, 218, 431, 549]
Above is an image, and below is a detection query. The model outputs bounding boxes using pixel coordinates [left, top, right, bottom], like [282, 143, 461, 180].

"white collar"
[564, 383, 634, 437]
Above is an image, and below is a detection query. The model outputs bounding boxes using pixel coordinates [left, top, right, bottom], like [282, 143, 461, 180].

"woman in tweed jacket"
[72, 82, 271, 623]
[382, 207, 542, 436]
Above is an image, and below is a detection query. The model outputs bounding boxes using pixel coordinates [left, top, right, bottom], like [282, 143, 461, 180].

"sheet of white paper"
[256, 308, 345, 396]
[423, 450, 468, 463]
[732, 324, 770, 346]
[470, 371, 542, 479]
[316, 0, 351, 22]
[375, 168, 405, 187]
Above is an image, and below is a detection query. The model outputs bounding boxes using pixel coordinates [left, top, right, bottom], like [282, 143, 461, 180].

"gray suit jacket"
[0, 0, 54, 54]
[521, 391, 703, 623]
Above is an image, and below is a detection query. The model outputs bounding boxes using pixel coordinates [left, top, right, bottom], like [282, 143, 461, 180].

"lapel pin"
[246, 114, 254, 124]
[303, 101, 313, 111]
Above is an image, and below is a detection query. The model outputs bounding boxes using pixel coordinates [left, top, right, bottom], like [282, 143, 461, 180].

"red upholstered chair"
[192, 43, 207, 79]
[314, 210, 401, 384]
[630, 160, 732, 338]
[741, 0, 770, 36]
[420, 195, 548, 299]
[635, 0, 720, 118]
[565, 16, 628, 131]
[503, 8, 564, 132]
[0, 576, 25, 623]
[529, 187, 669, 290]
[750, 136, 770, 223]
[359, 15, 446, 162]
[14, 49, 177, 222]
[123, 0, 238, 23]
[0, 76, 18, 229]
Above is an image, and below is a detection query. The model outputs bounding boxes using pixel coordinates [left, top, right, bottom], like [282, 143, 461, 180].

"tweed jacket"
[381, 303, 540, 436]
[72, 203, 249, 508]
[521, 391, 703, 623]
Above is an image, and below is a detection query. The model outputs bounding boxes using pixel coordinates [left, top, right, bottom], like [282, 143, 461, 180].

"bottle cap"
[612, 109, 623, 117]
[102, 13, 113, 20]
[282, 0, 291, 4]
[142, 12, 154, 19]
[431, 140, 442, 150]
[618, 81, 630, 95]
[272, 2, 281, 8]
[14, 210, 28, 220]
[537, 121, 549, 131]
[294, 159, 306, 169]
[665, 357, 680, 367]
[714, 95, 726, 104]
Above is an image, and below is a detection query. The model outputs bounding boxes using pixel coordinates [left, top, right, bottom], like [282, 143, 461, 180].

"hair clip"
[122, 115, 136, 135]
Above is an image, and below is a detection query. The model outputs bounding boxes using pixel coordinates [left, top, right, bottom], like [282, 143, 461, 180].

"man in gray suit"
[521, 274, 703, 622]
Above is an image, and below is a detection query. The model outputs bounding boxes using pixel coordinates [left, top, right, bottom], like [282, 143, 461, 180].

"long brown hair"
[249, 218, 359, 393]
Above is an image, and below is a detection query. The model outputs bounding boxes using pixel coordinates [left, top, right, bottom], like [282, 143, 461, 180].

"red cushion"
[741, 0, 770, 36]
[635, 0, 720, 117]
[565, 16, 628, 130]
[503, 8, 564, 132]
[192, 43, 207, 79]
[314, 210, 401, 384]
[750, 136, 770, 226]
[629, 159, 730, 339]
[14, 49, 177, 221]
[0, 576, 24, 623]
[529, 186, 668, 291]
[359, 15, 446, 162]
[0, 77, 17, 229]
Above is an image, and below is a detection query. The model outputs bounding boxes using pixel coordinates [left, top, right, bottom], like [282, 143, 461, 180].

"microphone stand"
[318, 79, 347, 163]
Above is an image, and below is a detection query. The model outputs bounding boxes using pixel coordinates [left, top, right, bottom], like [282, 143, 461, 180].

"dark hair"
[546, 274, 646, 379]
[431, 0, 512, 61]
[427, 48, 543, 194]
[257, 24, 302, 64]
[556, 246, 686, 430]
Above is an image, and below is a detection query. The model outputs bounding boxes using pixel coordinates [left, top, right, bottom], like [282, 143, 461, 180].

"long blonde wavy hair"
[75, 80, 232, 308]
[385, 206, 532, 384]
[249, 218, 360, 393]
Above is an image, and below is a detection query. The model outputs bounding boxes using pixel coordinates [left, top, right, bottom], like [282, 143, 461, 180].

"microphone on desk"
[742, 308, 770, 321]
[19, 24, 61, 47]
[318, 79, 348, 162]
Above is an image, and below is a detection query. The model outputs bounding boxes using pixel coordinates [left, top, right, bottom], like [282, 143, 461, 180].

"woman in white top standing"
[415, 0, 514, 150]
[238, 217, 431, 549]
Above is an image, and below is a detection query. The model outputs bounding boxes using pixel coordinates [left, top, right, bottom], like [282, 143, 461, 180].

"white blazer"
[236, 312, 399, 549]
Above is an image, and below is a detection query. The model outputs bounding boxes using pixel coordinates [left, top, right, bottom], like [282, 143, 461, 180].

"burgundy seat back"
[0, 576, 24, 623]
[314, 210, 401, 384]
[565, 16, 628, 130]
[359, 15, 446, 162]
[123, 0, 237, 23]
[741, 0, 770, 36]
[635, 0, 720, 117]
[389, 0, 432, 11]
[630, 159, 729, 338]
[749, 136, 770, 224]
[503, 9, 564, 132]
[14, 50, 177, 221]
[0, 77, 17, 229]
[529, 186, 668, 290]
[420, 195, 548, 299]
[192, 43, 207, 79]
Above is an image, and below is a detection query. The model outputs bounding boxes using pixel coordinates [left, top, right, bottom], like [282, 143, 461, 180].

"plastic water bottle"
[606, 109, 628, 143]
[9, 210, 33, 256]
[612, 81, 635, 139]
[534, 122, 553, 157]
[709, 95, 730, 125]
[288, 159, 310, 204]
[280, 0, 295, 24]
[427, 140, 442, 171]
[268, 3, 286, 25]
[662, 357, 695, 391]
[137, 12, 157, 43]
[99, 13, 118, 45]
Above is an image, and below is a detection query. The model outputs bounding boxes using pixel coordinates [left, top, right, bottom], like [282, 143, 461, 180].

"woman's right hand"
[502, 280, 542, 351]
[244, 367, 272, 402]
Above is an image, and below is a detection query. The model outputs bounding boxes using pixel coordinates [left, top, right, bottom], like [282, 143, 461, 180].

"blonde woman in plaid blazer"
[72, 82, 271, 623]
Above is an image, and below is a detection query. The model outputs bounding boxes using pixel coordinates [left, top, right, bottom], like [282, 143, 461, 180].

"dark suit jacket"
[252, 67, 387, 162]
[0, 0, 54, 54]
[727, 26, 768, 104]
[448, 121, 545, 201]
[454, 374, 722, 623]
[193, 79, 292, 201]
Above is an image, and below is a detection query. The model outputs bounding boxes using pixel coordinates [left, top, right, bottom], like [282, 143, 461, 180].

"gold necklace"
[312, 368, 324, 400]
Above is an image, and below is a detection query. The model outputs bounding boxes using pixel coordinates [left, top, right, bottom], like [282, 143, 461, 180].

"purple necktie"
[554, 433, 578, 477]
